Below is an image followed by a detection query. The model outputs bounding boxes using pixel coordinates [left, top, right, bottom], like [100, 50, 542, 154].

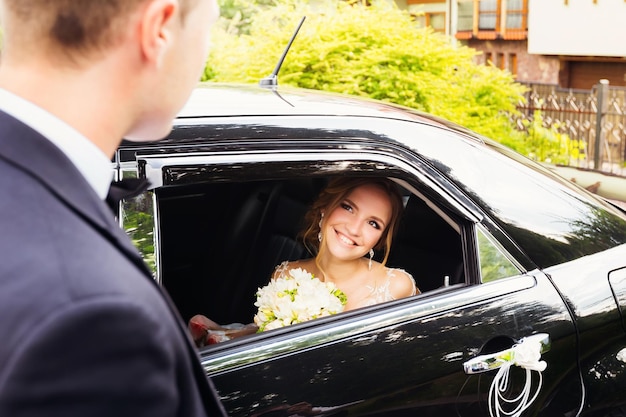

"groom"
[0, 1, 226, 416]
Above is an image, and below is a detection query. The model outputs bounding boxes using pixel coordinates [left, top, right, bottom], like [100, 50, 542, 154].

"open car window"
[150, 175, 467, 326]
[118, 155, 481, 349]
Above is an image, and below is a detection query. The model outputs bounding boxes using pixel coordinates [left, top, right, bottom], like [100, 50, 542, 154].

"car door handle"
[463, 333, 550, 375]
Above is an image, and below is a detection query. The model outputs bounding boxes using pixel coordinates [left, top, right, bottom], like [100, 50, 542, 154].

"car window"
[118, 169, 157, 276]
[116, 150, 485, 351]
[387, 193, 464, 292]
[122, 191, 157, 274]
[122, 172, 467, 330]
[476, 227, 519, 282]
[406, 127, 626, 268]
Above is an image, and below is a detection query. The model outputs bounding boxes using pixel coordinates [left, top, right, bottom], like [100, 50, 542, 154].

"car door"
[129, 147, 583, 417]
[202, 266, 581, 417]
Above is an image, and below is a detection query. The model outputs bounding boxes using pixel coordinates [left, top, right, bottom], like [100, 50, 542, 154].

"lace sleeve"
[407, 270, 419, 295]
[272, 260, 291, 279]
[389, 268, 419, 296]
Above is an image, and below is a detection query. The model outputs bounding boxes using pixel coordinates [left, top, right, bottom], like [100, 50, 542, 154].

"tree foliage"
[205, 0, 528, 142]
[518, 109, 584, 165]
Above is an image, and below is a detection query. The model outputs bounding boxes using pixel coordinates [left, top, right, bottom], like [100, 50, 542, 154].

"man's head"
[1, 0, 201, 63]
[0, 0, 219, 151]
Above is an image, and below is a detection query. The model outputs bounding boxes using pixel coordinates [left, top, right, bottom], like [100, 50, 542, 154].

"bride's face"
[322, 184, 392, 262]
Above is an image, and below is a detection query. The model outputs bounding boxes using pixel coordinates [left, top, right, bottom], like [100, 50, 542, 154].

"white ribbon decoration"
[488, 338, 547, 417]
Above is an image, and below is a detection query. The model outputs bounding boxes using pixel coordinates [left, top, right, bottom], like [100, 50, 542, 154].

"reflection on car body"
[114, 83, 626, 417]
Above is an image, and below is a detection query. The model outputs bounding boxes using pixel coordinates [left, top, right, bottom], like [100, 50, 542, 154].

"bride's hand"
[188, 315, 258, 347]
[188, 314, 222, 347]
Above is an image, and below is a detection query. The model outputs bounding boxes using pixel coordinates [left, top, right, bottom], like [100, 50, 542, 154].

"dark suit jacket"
[0, 111, 227, 417]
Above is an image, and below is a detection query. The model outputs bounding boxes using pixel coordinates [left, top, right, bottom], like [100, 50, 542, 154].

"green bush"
[216, 0, 280, 35]
[205, 0, 527, 142]
[520, 110, 585, 165]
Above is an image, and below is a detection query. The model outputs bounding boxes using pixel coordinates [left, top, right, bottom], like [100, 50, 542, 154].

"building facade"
[404, 0, 626, 90]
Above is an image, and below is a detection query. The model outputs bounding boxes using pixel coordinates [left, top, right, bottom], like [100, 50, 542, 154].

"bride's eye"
[368, 220, 381, 230]
[340, 202, 353, 212]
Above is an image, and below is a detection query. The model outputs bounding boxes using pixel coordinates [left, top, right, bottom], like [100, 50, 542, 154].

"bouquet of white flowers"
[254, 268, 347, 331]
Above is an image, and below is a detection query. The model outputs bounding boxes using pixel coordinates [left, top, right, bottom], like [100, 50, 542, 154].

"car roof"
[119, 83, 626, 270]
[177, 83, 450, 128]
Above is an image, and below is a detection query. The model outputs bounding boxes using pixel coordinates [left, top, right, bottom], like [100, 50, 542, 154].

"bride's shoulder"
[272, 259, 314, 279]
[384, 267, 419, 296]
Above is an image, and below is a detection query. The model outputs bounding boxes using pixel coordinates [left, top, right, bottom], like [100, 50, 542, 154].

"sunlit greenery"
[477, 229, 519, 283]
[206, 0, 528, 145]
[516, 110, 585, 165]
[205, 0, 580, 163]
[122, 193, 156, 274]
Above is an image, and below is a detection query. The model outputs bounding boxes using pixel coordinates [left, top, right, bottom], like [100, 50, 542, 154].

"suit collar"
[0, 110, 152, 278]
[0, 88, 112, 199]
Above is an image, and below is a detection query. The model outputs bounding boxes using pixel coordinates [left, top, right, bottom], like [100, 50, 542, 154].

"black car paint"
[201, 271, 581, 416]
[114, 84, 626, 416]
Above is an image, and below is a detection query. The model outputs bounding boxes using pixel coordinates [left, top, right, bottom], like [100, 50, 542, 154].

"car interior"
[152, 174, 466, 329]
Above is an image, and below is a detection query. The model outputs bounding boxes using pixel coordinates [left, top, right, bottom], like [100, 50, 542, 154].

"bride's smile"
[322, 184, 392, 261]
[336, 230, 356, 246]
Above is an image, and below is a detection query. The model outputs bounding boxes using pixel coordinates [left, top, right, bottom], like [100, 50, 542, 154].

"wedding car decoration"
[254, 268, 347, 331]
[463, 333, 549, 417]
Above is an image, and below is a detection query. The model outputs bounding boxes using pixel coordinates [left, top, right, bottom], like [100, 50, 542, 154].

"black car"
[113, 83, 626, 417]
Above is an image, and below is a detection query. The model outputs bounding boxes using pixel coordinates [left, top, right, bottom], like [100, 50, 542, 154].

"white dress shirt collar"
[0, 88, 113, 200]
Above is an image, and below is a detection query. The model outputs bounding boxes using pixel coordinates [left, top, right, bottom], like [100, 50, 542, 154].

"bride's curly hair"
[301, 176, 404, 267]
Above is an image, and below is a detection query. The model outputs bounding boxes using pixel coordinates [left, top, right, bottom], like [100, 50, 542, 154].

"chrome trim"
[114, 161, 161, 282]
[151, 190, 162, 285]
[117, 162, 139, 228]
[463, 333, 550, 374]
[137, 149, 482, 222]
[201, 274, 536, 375]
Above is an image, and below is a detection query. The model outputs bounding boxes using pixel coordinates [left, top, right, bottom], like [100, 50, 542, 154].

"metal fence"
[515, 81, 626, 176]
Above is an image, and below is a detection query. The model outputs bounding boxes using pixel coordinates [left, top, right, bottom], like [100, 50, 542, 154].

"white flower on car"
[254, 268, 347, 332]
[488, 334, 549, 417]
[513, 339, 547, 372]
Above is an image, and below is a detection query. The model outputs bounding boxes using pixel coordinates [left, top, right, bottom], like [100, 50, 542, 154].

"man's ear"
[139, 0, 178, 67]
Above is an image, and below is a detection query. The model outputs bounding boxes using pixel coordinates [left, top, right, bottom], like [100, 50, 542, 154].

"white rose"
[289, 268, 312, 281]
[263, 320, 283, 331]
[514, 340, 547, 371]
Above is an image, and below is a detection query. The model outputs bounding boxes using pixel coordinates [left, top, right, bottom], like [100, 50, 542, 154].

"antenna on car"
[259, 16, 306, 88]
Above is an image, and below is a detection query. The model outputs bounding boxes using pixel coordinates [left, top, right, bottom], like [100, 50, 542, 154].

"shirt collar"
[0, 88, 113, 200]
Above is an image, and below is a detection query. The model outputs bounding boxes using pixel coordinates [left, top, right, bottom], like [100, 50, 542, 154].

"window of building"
[484, 52, 493, 66]
[507, 53, 518, 75]
[428, 12, 446, 32]
[497, 52, 505, 69]
[413, 12, 446, 33]
[457, 1, 474, 32]
[505, 0, 527, 30]
[456, 0, 528, 39]
[478, 0, 498, 30]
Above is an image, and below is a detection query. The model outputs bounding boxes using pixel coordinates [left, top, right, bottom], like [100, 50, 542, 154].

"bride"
[275, 176, 417, 310]
[189, 177, 419, 346]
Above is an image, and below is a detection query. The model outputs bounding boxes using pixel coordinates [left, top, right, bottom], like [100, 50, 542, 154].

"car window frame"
[135, 146, 482, 283]
[113, 145, 539, 374]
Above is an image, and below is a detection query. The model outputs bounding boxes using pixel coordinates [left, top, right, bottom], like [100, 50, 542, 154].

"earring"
[318, 213, 324, 242]
[368, 249, 374, 270]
